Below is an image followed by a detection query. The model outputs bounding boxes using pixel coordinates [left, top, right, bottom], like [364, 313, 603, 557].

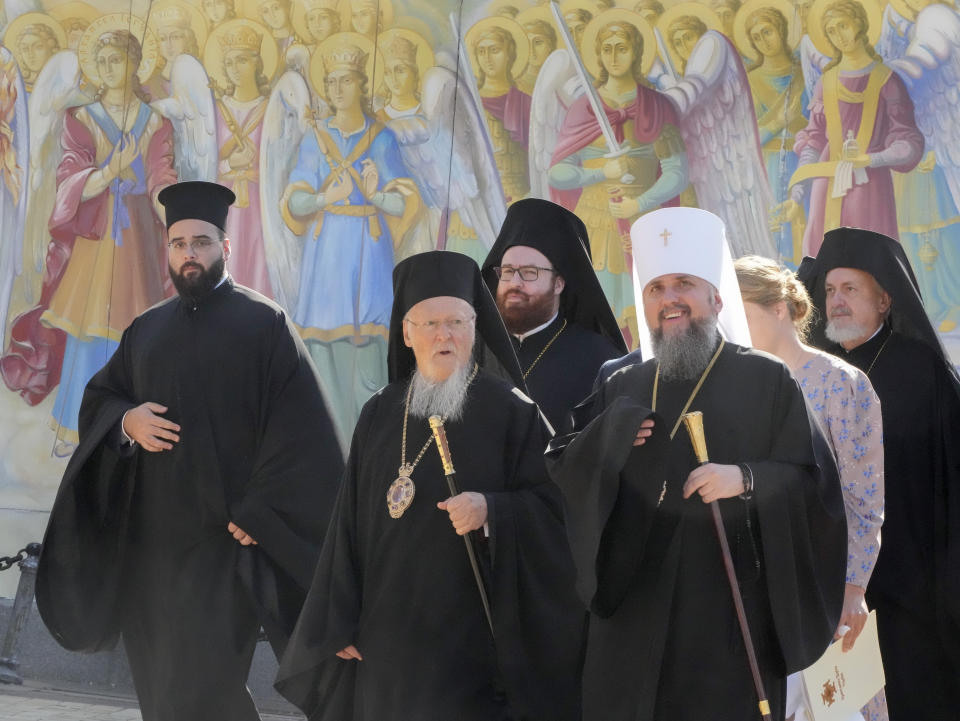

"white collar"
[513, 311, 559, 343]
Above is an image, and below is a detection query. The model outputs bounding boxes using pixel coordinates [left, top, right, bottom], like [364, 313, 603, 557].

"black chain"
[0, 547, 29, 572]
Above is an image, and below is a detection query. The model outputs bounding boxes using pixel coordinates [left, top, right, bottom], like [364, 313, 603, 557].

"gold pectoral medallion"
[387, 464, 416, 519]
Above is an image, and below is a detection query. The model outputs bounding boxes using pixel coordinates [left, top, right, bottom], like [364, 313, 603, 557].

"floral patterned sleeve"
[826, 365, 885, 587]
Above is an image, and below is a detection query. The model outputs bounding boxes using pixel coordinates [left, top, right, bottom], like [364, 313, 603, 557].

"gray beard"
[651, 315, 720, 381]
[825, 318, 872, 346]
[408, 361, 473, 422]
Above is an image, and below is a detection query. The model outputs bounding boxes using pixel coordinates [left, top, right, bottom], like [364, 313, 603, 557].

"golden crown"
[323, 43, 367, 73]
[380, 35, 417, 65]
[219, 25, 262, 52]
[153, 5, 191, 29]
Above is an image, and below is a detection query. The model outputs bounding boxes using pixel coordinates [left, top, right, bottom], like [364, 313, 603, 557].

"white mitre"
[630, 207, 752, 360]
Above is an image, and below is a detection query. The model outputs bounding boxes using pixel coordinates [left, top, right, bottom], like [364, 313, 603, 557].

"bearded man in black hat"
[34, 181, 344, 721]
[799, 227, 960, 720]
[482, 199, 626, 431]
[276, 250, 584, 721]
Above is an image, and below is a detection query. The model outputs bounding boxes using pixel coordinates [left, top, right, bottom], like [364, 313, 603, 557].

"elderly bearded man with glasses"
[481, 199, 626, 432]
[276, 250, 584, 721]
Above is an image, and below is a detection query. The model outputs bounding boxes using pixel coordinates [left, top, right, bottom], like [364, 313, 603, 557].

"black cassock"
[35, 279, 344, 721]
[547, 342, 846, 721]
[839, 325, 960, 717]
[513, 313, 622, 432]
[276, 372, 583, 721]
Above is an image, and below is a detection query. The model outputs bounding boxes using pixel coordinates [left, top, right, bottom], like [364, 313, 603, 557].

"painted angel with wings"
[0, 45, 28, 342]
[1, 16, 177, 454]
[776, 0, 923, 256]
[884, 0, 960, 332]
[530, 6, 771, 345]
[373, 28, 506, 265]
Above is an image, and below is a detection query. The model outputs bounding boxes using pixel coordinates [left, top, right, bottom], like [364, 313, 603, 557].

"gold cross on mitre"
[660, 228, 671, 246]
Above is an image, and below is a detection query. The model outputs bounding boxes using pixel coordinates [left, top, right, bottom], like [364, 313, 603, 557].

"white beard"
[408, 361, 473, 422]
[825, 318, 873, 346]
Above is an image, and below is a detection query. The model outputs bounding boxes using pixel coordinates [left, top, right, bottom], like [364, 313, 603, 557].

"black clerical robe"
[547, 342, 846, 721]
[514, 314, 622, 432]
[36, 280, 343, 720]
[838, 325, 960, 717]
[276, 371, 583, 721]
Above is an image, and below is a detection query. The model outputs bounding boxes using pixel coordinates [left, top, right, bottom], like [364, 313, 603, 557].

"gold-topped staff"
[429, 415, 495, 637]
[681, 411, 772, 721]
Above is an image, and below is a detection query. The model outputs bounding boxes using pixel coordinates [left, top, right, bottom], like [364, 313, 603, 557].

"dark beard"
[169, 256, 225, 304]
[496, 288, 557, 335]
[650, 315, 720, 381]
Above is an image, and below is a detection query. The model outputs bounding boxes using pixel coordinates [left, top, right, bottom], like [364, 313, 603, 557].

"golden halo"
[4, 12, 69, 64]
[310, 31, 382, 97]
[375, 28, 434, 84]
[465, 16, 531, 82]
[77, 14, 159, 85]
[807, 0, 882, 58]
[339, 0, 395, 36]
[48, 2, 101, 30]
[392, 14, 436, 46]
[657, 2, 723, 69]
[517, 5, 566, 47]
[148, 2, 210, 58]
[203, 19, 279, 91]
[733, 0, 798, 62]
[488, 0, 526, 19]
[583, 8, 657, 76]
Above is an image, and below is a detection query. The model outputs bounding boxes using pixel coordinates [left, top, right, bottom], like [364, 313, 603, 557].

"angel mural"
[1, 16, 176, 454]
[4, 12, 64, 92]
[516, 7, 559, 94]
[467, 15, 532, 204]
[733, 0, 808, 262]
[885, 0, 960, 332]
[269, 32, 420, 438]
[0, 46, 27, 344]
[200, 0, 236, 31]
[777, 0, 923, 256]
[144, 2, 207, 101]
[372, 28, 506, 264]
[347, 0, 392, 40]
[654, 3, 775, 260]
[711, 0, 742, 37]
[48, 2, 99, 51]
[293, 0, 342, 46]
[238, 0, 296, 59]
[204, 18, 277, 297]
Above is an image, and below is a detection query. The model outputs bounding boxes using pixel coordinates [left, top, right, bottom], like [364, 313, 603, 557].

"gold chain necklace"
[387, 363, 479, 519]
[865, 333, 891, 376]
[522, 318, 567, 380]
[652, 338, 726, 440]
[651, 339, 725, 506]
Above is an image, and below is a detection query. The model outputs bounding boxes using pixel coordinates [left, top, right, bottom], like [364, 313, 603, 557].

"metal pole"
[0, 543, 41, 685]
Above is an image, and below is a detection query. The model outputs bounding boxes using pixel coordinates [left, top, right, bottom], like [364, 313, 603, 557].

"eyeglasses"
[493, 265, 556, 282]
[403, 315, 476, 333]
[167, 238, 221, 253]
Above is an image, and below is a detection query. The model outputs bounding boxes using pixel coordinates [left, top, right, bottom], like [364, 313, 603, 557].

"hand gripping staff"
[429, 415, 495, 638]
[682, 411, 772, 721]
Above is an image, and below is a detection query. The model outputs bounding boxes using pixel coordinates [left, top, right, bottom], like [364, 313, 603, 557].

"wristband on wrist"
[738, 462, 754, 499]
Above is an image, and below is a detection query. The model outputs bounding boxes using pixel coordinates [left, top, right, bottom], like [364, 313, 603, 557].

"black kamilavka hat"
[480, 198, 627, 353]
[388, 251, 525, 389]
[158, 181, 236, 231]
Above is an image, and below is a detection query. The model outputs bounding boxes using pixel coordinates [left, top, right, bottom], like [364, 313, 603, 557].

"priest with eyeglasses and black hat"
[481, 198, 627, 432]
[35, 180, 344, 721]
[276, 250, 584, 721]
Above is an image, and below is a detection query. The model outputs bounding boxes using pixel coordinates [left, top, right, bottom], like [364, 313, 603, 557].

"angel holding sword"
[543, 8, 690, 347]
[1, 18, 176, 453]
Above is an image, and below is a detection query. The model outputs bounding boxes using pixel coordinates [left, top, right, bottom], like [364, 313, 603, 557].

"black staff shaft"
[429, 416, 495, 638]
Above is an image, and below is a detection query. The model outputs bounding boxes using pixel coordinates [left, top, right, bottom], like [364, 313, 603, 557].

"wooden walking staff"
[428, 415, 495, 637]
[681, 411, 772, 721]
